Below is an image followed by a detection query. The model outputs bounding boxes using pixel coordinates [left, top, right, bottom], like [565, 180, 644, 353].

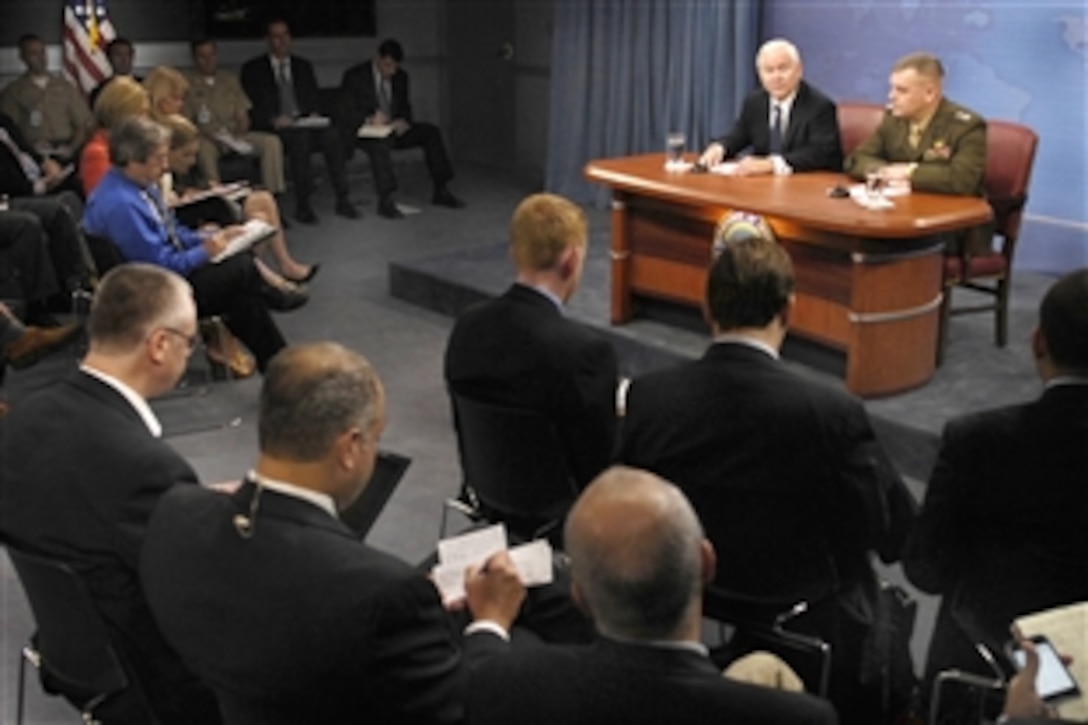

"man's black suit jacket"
[618, 342, 912, 601]
[469, 637, 838, 724]
[239, 54, 323, 132]
[904, 383, 1088, 675]
[0, 111, 44, 197]
[340, 60, 414, 129]
[714, 80, 843, 172]
[0, 371, 218, 724]
[444, 283, 619, 489]
[141, 481, 509, 725]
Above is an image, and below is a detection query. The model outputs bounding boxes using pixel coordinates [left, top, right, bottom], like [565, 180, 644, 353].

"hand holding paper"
[464, 550, 525, 629]
[431, 524, 555, 605]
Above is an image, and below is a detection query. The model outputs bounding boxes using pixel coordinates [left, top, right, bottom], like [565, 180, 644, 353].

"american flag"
[62, 0, 116, 96]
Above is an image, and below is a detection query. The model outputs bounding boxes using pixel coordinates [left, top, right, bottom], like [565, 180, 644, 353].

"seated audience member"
[0, 263, 222, 724]
[184, 37, 286, 195]
[341, 38, 464, 219]
[616, 214, 915, 725]
[699, 38, 843, 175]
[83, 116, 294, 372]
[141, 342, 525, 724]
[0, 33, 93, 165]
[844, 52, 987, 255]
[89, 37, 142, 109]
[81, 75, 150, 196]
[904, 268, 1088, 682]
[240, 18, 358, 224]
[0, 207, 79, 326]
[145, 65, 192, 126]
[0, 109, 80, 197]
[160, 113, 316, 284]
[470, 466, 838, 725]
[444, 193, 619, 493]
[0, 113, 93, 294]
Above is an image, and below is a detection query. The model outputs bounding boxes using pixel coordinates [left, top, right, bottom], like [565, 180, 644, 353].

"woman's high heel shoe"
[283, 263, 320, 284]
[260, 277, 309, 312]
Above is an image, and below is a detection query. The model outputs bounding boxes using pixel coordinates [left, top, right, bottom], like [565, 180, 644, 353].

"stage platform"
[390, 236, 1052, 482]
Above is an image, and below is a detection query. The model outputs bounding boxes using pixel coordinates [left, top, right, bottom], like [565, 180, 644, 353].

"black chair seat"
[442, 393, 578, 543]
[5, 544, 140, 724]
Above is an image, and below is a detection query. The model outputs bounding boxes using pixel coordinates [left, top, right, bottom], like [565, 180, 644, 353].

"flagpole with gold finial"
[86, 0, 100, 51]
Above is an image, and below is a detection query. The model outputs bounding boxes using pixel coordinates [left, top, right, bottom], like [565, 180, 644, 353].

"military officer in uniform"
[184, 37, 286, 195]
[845, 52, 988, 255]
[0, 34, 93, 165]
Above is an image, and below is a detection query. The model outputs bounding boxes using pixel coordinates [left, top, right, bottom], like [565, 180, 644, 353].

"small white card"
[436, 523, 507, 571]
[709, 161, 739, 176]
[431, 524, 554, 603]
[508, 539, 554, 588]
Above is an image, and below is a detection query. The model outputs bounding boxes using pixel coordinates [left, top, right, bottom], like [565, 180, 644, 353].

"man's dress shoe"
[4, 323, 83, 370]
[335, 199, 360, 219]
[295, 206, 318, 225]
[432, 188, 465, 209]
[377, 200, 404, 220]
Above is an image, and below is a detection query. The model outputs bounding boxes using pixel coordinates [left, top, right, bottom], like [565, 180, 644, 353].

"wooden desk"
[585, 153, 993, 397]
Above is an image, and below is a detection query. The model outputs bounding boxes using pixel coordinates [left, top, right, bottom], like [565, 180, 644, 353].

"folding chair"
[6, 544, 145, 725]
[703, 585, 833, 698]
[441, 392, 578, 543]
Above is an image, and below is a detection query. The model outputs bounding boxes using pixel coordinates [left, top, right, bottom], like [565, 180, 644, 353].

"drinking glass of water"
[665, 132, 686, 170]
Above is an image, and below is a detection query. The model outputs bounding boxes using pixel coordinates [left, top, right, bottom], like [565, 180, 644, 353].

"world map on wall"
[770, 1, 1087, 223]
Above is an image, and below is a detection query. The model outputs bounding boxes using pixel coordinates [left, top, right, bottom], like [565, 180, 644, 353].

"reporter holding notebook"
[83, 116, 295, 373]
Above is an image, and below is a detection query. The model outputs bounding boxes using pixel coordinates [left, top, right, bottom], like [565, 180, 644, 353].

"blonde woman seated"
[160, 114, 317, 284]
[144, 65, 189, 123]
[81, 75, 149, 196]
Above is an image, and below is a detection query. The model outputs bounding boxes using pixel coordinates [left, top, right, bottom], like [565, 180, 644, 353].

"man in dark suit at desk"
[699, 38, 842, 175]
[240, 18, 358, 224]
[141, 342, 525, 724]
[341, 38, 464, 219]
[471, 466, 838, 725]
[904, 268, 1088, 682]
[616, 215, 915, 725]
[444, 193, 619, 491]
[0, 263, 221, 724]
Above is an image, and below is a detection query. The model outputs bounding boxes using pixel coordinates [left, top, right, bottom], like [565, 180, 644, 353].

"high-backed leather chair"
[937, 120, 1038, 361]
[836, 101, 885, 157]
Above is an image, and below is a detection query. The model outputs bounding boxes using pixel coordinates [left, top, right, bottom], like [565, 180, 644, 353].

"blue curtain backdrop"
[546, 0, 763, 205]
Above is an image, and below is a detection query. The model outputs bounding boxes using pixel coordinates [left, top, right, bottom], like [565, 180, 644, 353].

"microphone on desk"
[234, 482, 263, 539]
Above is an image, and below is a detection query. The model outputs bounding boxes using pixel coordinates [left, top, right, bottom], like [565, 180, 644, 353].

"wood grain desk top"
[585, 154, 993, 239]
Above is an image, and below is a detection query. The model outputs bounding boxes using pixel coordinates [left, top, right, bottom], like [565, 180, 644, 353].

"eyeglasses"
[160, 326, 199, 352]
